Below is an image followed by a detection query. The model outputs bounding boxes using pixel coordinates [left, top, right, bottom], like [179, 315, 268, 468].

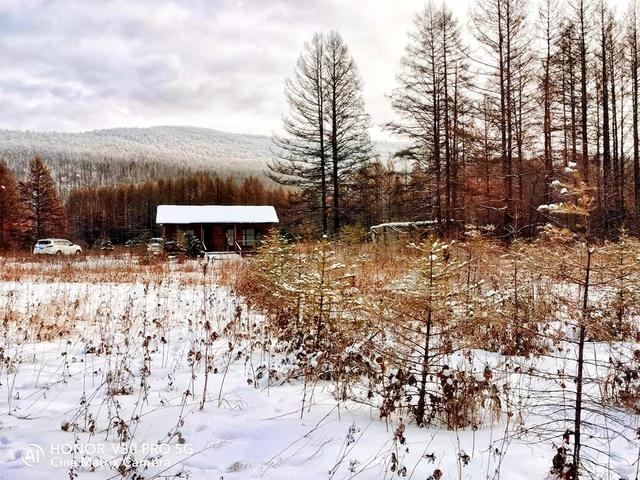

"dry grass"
[221, 239, 423, 300]
[0, 252, 206, 284]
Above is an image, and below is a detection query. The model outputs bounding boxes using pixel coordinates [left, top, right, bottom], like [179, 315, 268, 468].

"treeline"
[0, 156, 294, 249]
[7, 0, 640, 244]
[2, 145, 221, 196]
[67, 175, 293, 245]
[273, 0, 640, 238]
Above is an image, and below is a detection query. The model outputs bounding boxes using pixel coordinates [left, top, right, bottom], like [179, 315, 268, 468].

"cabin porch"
[161, 222, 271, 253]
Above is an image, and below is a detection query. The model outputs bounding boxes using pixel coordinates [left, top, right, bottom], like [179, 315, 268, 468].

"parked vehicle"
[33, 239, 82, 255]
[147, 237, 164, 255]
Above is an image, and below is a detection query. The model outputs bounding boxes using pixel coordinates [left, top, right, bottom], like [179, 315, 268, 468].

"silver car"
[33, 238, 82, 255]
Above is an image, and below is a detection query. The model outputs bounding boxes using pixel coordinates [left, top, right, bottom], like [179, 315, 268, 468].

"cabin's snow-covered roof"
[156, 205, 279, 224]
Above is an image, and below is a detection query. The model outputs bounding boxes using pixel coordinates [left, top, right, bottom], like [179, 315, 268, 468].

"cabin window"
[242, 228, 257, 247]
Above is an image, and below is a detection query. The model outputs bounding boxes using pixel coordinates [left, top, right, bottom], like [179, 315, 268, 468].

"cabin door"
[225, 226, 235, 250]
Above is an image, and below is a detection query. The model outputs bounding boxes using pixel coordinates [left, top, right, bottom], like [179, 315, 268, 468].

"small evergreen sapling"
[374, 239, 499, 429]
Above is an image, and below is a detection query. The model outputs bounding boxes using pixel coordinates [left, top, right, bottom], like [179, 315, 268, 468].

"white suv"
[33, 239, 82, 256]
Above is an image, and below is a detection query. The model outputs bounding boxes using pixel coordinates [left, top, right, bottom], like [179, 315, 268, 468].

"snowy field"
[0, 256, 638, 479]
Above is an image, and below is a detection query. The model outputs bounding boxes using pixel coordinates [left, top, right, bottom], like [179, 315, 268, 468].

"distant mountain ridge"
[0, 126, 275, 179]
[0, 126, 402, 192]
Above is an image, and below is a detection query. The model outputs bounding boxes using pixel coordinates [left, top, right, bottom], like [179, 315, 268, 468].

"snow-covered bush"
[233, 232, 375, 400]
[370, 240, 502, 429]
[469, 243, 558, 356]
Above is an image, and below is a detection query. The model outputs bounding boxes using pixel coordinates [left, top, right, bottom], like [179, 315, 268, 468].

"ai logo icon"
[22, 444, 44, 467]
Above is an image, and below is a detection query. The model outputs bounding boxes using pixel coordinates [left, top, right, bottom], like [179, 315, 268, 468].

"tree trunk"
[579, 0, 590, 183]
[416, 251, 434, 426]
[601, 6, 613, 233]
[443, 24, 452, 231]
[634, 17, 640, 214]
[431, 30, 443, 235]
[331, 59, 340, 235]
[573, 246, 592, 479]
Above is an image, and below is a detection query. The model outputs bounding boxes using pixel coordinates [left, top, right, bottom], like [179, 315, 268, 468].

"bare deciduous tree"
[270, 31, 373, 236]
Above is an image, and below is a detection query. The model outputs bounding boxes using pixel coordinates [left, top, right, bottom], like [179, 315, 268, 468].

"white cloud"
[2, 0, 629, 139]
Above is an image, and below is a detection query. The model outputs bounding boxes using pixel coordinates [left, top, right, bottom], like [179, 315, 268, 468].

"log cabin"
[156, 205, 279, 253]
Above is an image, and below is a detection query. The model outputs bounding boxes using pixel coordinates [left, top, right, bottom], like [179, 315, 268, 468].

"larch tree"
[343, 160, 401, 228]
[324, 30, 374, 234]
[626, 0, 640, 216]
[21, 156, 67, 243]
[597, 1, 617, 232]
[372, 239, 500, 430]
[269, 31, 373, 236]
[472, 0, 531, 237]
[532, 171, 640, 479]
[570, 0, 592, 185]
[268, 33, 330, 234]
[512, 34, 537, 232]
[539, 0, 561, 209]
[0, 160, 24, 249]
[388, 2, 468, 234]
[606, 11, 625, 225]
[555, 20, 580, 170]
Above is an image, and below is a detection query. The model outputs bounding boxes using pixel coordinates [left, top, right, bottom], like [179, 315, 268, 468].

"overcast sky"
[0, 0, 633, 139]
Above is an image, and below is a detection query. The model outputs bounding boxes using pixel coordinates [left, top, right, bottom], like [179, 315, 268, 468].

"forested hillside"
[0, 126, 400, 194]
[0, 127, 273, 191]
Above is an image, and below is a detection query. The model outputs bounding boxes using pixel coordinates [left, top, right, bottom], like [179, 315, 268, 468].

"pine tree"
[21, 156, 67, 243]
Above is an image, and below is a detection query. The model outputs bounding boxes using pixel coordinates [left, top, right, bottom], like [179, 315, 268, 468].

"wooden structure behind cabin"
[370, 220, 438, 243]
[156, 205, 279, 253]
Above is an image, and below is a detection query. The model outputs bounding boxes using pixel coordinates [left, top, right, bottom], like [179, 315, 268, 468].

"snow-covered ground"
[0, 257, 637, 479]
